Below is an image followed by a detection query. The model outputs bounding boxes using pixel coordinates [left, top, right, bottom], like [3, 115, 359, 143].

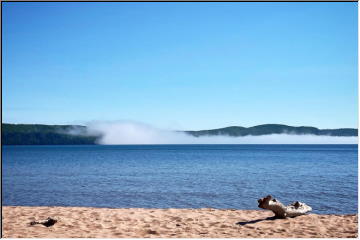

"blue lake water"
[2, 144, 358, 214]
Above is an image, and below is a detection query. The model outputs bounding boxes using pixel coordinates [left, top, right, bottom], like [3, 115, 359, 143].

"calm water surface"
[2, 144, 358, 214]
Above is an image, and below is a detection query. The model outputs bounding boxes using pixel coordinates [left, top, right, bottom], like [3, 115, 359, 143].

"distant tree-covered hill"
[2, 123, 357, 145]
[2, 124, 100, 145]
[185, 124, 358, 137]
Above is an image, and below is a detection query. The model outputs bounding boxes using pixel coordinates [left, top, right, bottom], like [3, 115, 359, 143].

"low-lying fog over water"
[83, 121, 358, 144]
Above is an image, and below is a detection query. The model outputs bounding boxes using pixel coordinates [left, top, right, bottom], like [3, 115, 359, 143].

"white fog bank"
[85, 121, 358, 145]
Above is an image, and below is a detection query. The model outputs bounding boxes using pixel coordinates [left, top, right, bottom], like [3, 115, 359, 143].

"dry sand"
[2, 206, 358, 238]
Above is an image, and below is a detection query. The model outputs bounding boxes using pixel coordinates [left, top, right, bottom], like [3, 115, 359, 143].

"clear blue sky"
[3, 2, 358, 130]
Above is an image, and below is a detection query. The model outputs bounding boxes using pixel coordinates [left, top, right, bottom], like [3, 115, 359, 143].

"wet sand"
[2, 206, 358, 238]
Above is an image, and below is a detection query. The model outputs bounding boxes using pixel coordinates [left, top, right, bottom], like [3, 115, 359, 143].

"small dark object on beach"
[146, 230, 158, 234]
[30, 217, 57, 227]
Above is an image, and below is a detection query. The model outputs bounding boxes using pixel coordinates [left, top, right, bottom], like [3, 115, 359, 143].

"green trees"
[2, 124, 99, 145]
[185, 124, 358, 137]
[2, 123, 357, 145]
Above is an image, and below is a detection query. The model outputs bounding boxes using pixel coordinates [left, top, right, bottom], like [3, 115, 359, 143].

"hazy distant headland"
[185, 124, 357, 137]
[2, 123, 357, 145]
[2, 124, 97, 145]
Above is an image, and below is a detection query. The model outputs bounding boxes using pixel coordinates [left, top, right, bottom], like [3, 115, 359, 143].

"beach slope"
[2, 206, 357, 238]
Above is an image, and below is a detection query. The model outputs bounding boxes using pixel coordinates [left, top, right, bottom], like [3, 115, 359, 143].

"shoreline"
[2, 206, 358, 238]
[2, 204, 357, 215]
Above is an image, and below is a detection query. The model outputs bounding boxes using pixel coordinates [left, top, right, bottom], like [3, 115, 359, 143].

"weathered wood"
[258, 195, 312, 218]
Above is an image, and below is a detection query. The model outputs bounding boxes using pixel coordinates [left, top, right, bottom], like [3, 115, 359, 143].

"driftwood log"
[258, 195, 312, 218]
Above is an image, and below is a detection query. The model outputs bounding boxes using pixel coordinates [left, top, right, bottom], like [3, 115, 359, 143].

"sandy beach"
[2, 206, 357, 238]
